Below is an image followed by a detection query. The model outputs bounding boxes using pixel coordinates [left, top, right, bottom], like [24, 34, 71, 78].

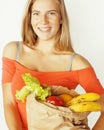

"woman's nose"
[40, 14, 48, 24]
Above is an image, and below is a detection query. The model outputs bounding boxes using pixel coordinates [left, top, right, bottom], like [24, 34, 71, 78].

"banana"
[69, 102, 102, 112]
[66, 93, 100, 106]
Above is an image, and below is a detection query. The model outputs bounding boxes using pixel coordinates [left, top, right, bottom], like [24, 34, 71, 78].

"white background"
[0, 0, 104, 129]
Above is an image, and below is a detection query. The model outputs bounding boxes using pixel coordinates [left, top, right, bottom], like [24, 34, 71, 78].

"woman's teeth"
[39, 27, 50, 32]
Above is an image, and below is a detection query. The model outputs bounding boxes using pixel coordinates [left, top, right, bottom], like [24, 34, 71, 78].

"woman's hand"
[92, 94, 104, 130]
[97, 94, 104, 112]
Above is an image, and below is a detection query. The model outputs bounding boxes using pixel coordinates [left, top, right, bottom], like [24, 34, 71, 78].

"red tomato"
[46, 96, 65, 106]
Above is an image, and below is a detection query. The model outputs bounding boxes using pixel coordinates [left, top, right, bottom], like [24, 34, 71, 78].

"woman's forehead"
[32, 0, 60, 11]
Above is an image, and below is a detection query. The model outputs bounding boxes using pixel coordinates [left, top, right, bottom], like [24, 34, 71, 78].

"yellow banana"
[66, 93, 100, 106]
[69, 102, 101, 112]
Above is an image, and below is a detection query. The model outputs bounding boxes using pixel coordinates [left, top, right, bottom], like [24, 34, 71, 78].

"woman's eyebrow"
[48, 10, 58, 13]
[32, 9, 58, 13]
[32, 10, 39, 13]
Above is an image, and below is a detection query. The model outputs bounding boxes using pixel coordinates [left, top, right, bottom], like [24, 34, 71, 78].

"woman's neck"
[36, 39, 56, 54]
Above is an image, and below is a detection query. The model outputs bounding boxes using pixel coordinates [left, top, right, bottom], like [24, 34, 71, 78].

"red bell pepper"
[46, 96, 65, 106]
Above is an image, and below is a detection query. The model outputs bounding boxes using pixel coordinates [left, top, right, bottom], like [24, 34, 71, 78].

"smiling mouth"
[38, 27, 51, 32]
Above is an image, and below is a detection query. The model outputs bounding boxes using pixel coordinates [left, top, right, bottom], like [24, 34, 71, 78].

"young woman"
[2, 0, 104, 130]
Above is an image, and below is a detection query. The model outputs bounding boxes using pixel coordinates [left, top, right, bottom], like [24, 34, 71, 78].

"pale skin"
[2, 0, 104, 130]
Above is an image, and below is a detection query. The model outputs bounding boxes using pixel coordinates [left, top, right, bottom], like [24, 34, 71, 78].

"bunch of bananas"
[65, 93, 102, 112]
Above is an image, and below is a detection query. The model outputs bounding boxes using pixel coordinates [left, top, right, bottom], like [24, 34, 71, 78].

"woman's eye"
[33, 12, 39, 16]
[32, 11, 39, 16]
[49, 11, 56, 15]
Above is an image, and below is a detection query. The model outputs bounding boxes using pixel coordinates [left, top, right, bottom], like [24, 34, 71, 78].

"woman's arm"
[92, 94, 104, 130]
[92, 113, 104, 130]
[2, 42, 24, 130]
[2, 83, 23, 130]
[72, 54, 104, 129]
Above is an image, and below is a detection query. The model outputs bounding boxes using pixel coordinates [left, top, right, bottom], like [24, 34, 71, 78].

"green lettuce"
[15, 73, 51, 102]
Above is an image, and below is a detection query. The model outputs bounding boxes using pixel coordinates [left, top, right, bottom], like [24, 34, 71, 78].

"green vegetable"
[16, 86, 30, 102]
[15, 73, 51, 102]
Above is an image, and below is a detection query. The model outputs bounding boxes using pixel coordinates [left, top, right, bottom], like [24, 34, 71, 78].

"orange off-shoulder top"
[2, 57, 104, 130]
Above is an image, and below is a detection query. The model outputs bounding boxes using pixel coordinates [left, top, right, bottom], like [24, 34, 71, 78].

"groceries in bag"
[15, 73, 101, 113]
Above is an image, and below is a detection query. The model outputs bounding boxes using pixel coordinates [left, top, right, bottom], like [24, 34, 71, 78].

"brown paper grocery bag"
[26, 86, 90, 130]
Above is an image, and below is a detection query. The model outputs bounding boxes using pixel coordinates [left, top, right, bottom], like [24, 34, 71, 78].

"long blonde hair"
[22, 0, 74, 52]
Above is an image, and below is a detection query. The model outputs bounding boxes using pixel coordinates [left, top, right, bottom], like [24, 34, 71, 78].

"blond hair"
[22, 0, 74, 52]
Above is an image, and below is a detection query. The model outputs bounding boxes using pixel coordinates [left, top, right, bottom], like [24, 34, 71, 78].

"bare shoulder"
[2, 41, 20, 60]
[72, 53, 92, 70]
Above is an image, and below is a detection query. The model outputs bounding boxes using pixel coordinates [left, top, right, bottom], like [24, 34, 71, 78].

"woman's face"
[31, 0, 62, 41]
